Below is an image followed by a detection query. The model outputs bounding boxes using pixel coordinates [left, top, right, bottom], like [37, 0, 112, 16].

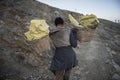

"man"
[50, 17, 78, 80]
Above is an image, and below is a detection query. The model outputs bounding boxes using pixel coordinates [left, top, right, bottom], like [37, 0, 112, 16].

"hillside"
[0, 0, 120, 80]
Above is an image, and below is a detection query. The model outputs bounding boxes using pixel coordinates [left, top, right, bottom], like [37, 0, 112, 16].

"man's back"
[50, 28, 71, 47]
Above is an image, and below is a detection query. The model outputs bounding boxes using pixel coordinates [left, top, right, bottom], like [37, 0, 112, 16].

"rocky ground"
[0, 0, 120, 80]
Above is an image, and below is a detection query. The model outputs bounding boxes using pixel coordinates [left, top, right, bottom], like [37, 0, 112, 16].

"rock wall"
[0, 0, 120, 80]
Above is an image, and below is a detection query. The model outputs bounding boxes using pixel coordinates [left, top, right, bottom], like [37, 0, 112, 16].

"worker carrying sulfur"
[24, 17, 78, 80]
[49, 17, 78, 80]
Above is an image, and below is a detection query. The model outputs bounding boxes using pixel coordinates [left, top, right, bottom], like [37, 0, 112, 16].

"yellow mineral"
[79, 14, 99, 28]
[68, 14, 83, 28]
[24, 20, 50, 41]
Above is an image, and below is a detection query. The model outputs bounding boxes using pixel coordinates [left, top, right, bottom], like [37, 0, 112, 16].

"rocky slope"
[0, 0, 120, 80]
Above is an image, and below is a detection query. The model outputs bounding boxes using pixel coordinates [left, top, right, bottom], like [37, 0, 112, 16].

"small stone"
[111, 51, 116, 55]
[75, 70, 80, 74]
[15, 15, 21, 21]
[105, 43, 108, 46]
[105, 59, 110, 64]
[106, 47, 111, 52]
[112, 74, 120, 80]
[112, 61, 120, 72]
[14, 36, 18, 40]
[70, 76, 77, 80]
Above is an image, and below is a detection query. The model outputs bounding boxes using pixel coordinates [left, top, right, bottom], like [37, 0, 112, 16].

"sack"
[24, 20, 50, 41]
[70, 29, 77, 48]
[68, 14, 83, 28]
[79, 14, 99, 29]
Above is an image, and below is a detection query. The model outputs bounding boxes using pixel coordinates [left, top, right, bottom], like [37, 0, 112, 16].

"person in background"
[49, 17, 78, 80]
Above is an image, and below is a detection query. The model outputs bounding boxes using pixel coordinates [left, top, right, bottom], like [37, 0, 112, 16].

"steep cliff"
[0, 0, 120, 80]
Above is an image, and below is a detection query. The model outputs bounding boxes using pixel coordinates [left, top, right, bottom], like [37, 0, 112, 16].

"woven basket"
[77, 28, 96, 42]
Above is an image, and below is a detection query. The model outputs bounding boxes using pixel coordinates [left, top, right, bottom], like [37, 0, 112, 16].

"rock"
[112, 74, 120, 80]
[75, 70, 81, 75]
[112, 60, 120, 73]
[111, 51, 116, 55]
[105, 59, 111, 64]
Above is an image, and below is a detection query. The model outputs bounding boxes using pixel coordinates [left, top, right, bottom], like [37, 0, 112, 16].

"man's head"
[54, 17, 64, 29]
